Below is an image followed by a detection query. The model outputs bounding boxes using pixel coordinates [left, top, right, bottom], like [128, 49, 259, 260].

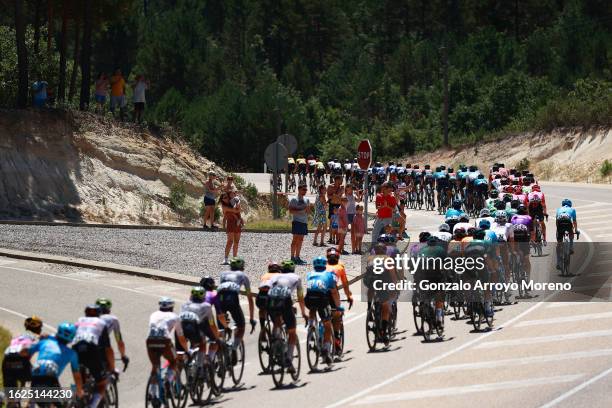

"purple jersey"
[205, 290, 221, 313]
[511, 214, 533, 231]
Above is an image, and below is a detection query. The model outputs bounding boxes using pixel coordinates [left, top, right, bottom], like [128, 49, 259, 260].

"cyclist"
[453, 214, 472, 234]
[416, 237, 447, 327]
[475, 208, 495, 228]
[485, 190, 500, 212]
[315, 159, 326, 186]
[491, 210, 514, 290]
[29, 322, 84, 400]
[464, 230, 494, 317]
[432, 223, 452, 246]
[73, 305, 115, 408]
[200, 276, 230, 332]
[267, 261, 308, 373]
[296, 156, 307, 183]
[256, 262, 283, 340]
[326, 248, 353, 351]
[555, 199, 579, 270]
[218, 257, 256, 362]
[528, 184, 548, 244]
[445, 199, 464, 218]
[2, 316, 43, 392]
[366, 243, 397, 344]
[95, 298, 129, 370]
[146, 298, 189, 387]
[305, 256, 341, 366]
[511, 205, 534, 285]
[178, 286, 222, 368]
[287, 156, 295, 176]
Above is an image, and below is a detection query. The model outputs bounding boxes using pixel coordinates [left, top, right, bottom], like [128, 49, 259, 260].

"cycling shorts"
[305, 291, 332, 321]
[556, 223, 574, 242]
[179, 319, 202, 345]
[529, 206, 544, 221]
[146, 337, 174, 365]
[268, 295, 296, 330]
[288, 163, 295, 173]
[298, 164, 307, 174]
[73, 341, 106, 382]
[2, 353, 32, 387]
[218, 290, 246, 328]
[256, 289, 270, 310]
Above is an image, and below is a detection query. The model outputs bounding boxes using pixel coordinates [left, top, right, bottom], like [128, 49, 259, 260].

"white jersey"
[100, 314, 121, 338]
[343, 163, 351, 171]
[351, 162, 359, 170]
[148, 310, 183, 339]
[268, 273, 303, 298]
[74, 317, 108, 346]
[327, 161, 335, 169]
[453, 222, 472, 233]
[491, 223, 514, 242]
[307, 159, 316, 166]
[179, 300, 213, 324]
[432, 231, 452, 242]
[333, 162, 342, 170]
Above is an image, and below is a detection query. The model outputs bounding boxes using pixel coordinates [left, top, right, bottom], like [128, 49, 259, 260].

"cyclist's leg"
[283, 303, 298, 365]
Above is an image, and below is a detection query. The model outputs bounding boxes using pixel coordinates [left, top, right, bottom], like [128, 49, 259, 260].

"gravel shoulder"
[0, 224, 365, 282]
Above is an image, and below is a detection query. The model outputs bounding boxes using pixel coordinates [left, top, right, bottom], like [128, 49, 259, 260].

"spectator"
[289, 183, 310, 265]
[372, 182, 396, 242]
[330, 206, 339, 244]
[352, 204, 366, 254]
[94, 73, 109, 114]
[109, 69, 127, 120]
[32, 79, 48, 108]
[202, 171, 220, 230]
[326, 175, 344, 242]
[220, 191, 242, 265]
[345, 185, 357, 226]
[337, 196, 349, 255]
[132, 74, 150, 123]
[312, 184, 328, 247]
[223, 175, 237, 193]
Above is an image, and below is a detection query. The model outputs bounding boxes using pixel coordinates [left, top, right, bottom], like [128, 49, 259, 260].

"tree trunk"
[47, 0, 54, 52]
[34, 0, 41, 55]
[68, 9, 81, 101]
[57, 0, 69, 102]
[79, 0, 92, 110]
[15, 0, 29, 108]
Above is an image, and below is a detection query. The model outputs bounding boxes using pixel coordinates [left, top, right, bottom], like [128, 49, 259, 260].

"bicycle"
[287, 173, 296, 193]
[560, 230, 576, 277]
[215, 314, 248, 390]
[424, 185, 435, 211]
[418, 292, 444, 341]
[257, 314, 274, 374]
[532, 220, 544, 256]
[466, 279, 493, 331]
[510, 252, 528, 298]
[269, 324, 301, 388]
[184, 347, 216, 406]
[365, 300, 392, 351]
[145, 353, 187, 408]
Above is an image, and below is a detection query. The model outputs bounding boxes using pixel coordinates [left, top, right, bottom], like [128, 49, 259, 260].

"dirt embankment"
[0, 109, 228, 225]
[402, 128, 612, 182]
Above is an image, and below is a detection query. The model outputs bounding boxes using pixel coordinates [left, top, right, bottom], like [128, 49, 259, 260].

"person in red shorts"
[372, 182, 397, 242]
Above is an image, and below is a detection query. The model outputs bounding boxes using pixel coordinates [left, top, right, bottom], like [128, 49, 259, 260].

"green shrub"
[169, 182, 187, 210]
[243, 182, 258, 203]
[516, 157, 530, 172]
[600, 160, 612, 178]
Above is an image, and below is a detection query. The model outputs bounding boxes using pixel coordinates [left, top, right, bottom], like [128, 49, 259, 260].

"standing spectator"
[202, 171, 219, 230]
[337, 196, 349, 255]
[326, 175, 344, 243]
[329, 206, 339, 244]
[345, 185, 357, 226]
[32, 79, 48, 108]
[132, 74, 150, 123]
[289, 183, 310, 264]
[109, 69, 127, 120]
[220, 191, 242, 265]
[94, 73, 109, 114]
[223, 175, 237, 193]
[372, 182, 397, 242]
[312, 185, 328, 247]
[351, 204, 365, 254]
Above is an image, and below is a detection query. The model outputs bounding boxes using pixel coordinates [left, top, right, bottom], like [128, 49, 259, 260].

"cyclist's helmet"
[448, 167, 454, 173]
[373, 243, 387, 255]
[510, 199, 520, 209]
[424, 164, 431, 170]
[414, 165, 420, 169]
[477, 174, 485, 179]
[268, 262, 282, 273]
[313, 256, 328, 272]
[435, 166, 441, 172]
[230, 257, 245, 271]
[459, 214, 469, 223]
[439, 223, 451, 233]
[440, 165, 446, 171]
[495, 211, 507, 224]
[95, 298, 112, 314]
[159, 297, 175, 311]
[490, 190, 499, 198]
[467, 227, 477, 236]
[375, 161, 382, 167]
[452, 199, 462, 210]
[56, 322, 76, 343]
[531, 184, 541, 192]
[495, 200, 506, 210]
[281, 259, 296, 273]
[191, 286, 205, 302]
[503, 193, 513, 203]
[418, 231, 431, 243]
[479, 219, 491, 230]
[84, 304, 100, 317]
[562, 199, 572, 207]
[200, 276, 216, 291]
[446, 215, 460, 230]
[24, 316, 43, 334]
[454, 227, 466, 239]
[326, 247, 340, 264]
[426, 236, 439, 246]
[473, 228, 486, 240]
[479, 208, 491, 217]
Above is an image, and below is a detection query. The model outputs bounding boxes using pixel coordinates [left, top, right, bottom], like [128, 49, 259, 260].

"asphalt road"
[1, 182, 611, 408]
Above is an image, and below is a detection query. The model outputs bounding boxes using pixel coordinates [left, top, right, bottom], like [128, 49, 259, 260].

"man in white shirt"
[133, 74, 150, 123]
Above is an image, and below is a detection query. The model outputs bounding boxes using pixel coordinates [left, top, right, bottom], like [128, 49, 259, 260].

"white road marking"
[474, 329, 612, 349]
[0, 260, 17, 266]
[65, 271, 103, 279]
[351, 375, 584, 405]
[0, 305, 57, 332]
[594, 233, 612, 238]
[571, 283, 612, 291]
[539, 367, 612, 408]
[514, 312, 612, 327]
[587, 226, 612, 232]
[546, 302, 598, 308]
[594, 259, 612, 265]
[423, 349, 612, 374]
[583, 271, 612, 277]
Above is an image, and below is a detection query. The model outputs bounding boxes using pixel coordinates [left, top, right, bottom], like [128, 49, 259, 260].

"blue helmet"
[479, 219, 491, 230]
[562, 199, 572, 207]
[312, 256, 327, 271]
[452, 199, 462, 210]
[56, 322, 76, 343]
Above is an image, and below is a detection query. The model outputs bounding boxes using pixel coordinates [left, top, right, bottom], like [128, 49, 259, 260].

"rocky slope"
[0, 109, 226, 225]
[402, 128, 612, 182]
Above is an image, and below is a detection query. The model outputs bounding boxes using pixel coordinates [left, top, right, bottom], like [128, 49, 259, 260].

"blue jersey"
[434, 171, 445, 180]
[458, 171, 468, 180]
[373, 166, 385, 176]
[29, 337, 79, 378]
[474, 178, 488, 187]
[306, 271, 337, 294]
[556, 206, 576, 222]
[445, 208, 464, 218]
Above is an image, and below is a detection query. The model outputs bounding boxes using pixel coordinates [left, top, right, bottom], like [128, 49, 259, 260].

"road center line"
[514, 311, 612, 327]
[0, 305, 57, 332]
[474, 329, 612, 349]
[538, 367, 612, 408]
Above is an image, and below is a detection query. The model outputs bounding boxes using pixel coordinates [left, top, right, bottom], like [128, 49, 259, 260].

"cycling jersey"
[259, 272, 281, 289]
[287, 157, 295, 164]
[308, 159, 316, 167]
[100, 314, 122, 341]
[513, 193, 528, 206]
[431, 231, 452, 243]
[453, 222, 472, 233]
[327, 263, 347, 287]
[468, 171, 480, 183]
[474, 178, 488, 188]
[511, 214, 533, 231]
[180, 300, 214, 324]
[5, 332, 37, 355]
[29, 337, 79, 378]
[204, 290, 221, 313]
[316, 162, 325, 170]
[148, 310, 183, 339]
[74, 317, 109, 346]
[218, 271, 251, 294]
[306, 271, 337, 294]
[351, 162, 359, 170]
[528, 191, 546, 206]
[268, 273, 303, 298]
[344, 163, 352, 171]
[296, 159, 306, 165]
[445, 208, 464, 218]
[556, 206, 576, 221]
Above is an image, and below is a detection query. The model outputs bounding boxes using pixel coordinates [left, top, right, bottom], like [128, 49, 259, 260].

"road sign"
[264, 142, 288, 171]
[357, 139, 372, 170]
[277, 134, 297, 155]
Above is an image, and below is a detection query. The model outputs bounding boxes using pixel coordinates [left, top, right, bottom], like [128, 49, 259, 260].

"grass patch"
[600, 160, 612, 178]
[0, 325, 12, 387]
[245, 218, 292, 231]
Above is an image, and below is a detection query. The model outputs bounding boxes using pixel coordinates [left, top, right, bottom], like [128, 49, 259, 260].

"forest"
[1, 0, 611, 170]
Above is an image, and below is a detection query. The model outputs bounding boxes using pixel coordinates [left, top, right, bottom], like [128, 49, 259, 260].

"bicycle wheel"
[306, 326, 319, 371]
[257, 327, 272, 374]
[412, 303, 422, 334]
[420, 304, 433, 342]
[104, 379, 118, 408]
[336, 321, 345, 358]
[145, 375, 162, 408]
[169, 365, 188, 408]
[290, 340, 301, 383]
[230, 340, 245, 386]
[389, 302, 398, 338]
[270, 340, 285, 388]
[365, 307, 377, 351]
[211, 351, 226, 394]
[471, 302, 483, 331]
